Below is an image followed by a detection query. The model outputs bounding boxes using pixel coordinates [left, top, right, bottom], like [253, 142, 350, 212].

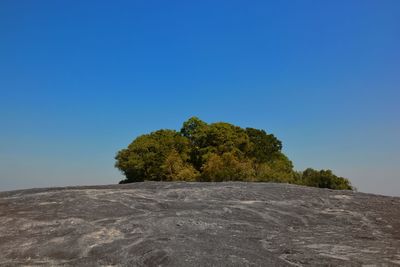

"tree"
[181, 116, 208, 144]
[205, 122, 252, 156]
[300, 168, 353, 190]
[180, 118, 252, 171]
[180, 117, 209, 170]
[201, 152, 255, 182]
[245, 128, 282, 163]
[115, 129, 190, 183]
[115, 117, 353, 191]
[254, 153, 295, 183]
[162, 149, 199, 181]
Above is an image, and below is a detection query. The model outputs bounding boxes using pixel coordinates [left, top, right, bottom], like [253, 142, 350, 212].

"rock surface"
[0, 182, 399, 266]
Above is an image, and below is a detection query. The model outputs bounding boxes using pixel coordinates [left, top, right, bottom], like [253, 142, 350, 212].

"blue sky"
[0, 1, 399, 196]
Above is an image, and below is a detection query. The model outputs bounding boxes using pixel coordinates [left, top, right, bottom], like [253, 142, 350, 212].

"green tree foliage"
[116, 129, 190, 183]
[254, 153, 295, 183]
[162, 149, 199, 181]
[180, 117, 209, 170]
[201, 152, 255, 182]
[115, 117, 353, 190]
[245, 128, 282, 163]
[299, 168, 353, 190]
[180, 116, 208, 144]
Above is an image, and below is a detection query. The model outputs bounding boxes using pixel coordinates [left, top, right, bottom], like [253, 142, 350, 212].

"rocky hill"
[0, 182, 399, 266]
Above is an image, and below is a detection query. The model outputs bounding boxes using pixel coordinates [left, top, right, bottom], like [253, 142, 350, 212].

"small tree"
[162, 150, 199, 181]
[201, 152, 255, 182]
[300, 168, 353, 190]
[254, 153, 295, 183]
[245, 128, 282, 163]
[115, 129, 190, 183]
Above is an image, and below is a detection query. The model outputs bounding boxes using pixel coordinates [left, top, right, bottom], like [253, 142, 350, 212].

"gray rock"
[0, 182, 399, 266]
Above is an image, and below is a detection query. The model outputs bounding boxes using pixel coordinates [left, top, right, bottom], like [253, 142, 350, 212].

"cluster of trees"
[115, 117, 353, 190]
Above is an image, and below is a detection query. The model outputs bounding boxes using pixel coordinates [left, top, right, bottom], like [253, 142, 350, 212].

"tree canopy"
[116, 117, 353, 190]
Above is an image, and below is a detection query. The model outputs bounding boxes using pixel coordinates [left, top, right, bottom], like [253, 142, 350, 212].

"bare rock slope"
[1, 182, 399, 266]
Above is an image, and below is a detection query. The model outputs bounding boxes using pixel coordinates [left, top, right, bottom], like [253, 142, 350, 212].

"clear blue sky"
[1, 1, 399, 196]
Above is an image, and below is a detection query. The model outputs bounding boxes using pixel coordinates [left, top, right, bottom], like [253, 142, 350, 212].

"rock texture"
[0, 182, 399, 266]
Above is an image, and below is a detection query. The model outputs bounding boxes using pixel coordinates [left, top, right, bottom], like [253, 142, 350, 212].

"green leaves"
[162, 149, 199, 181]
[300, 168, 353, 190]
[245, 128, 282, 163]
[115, 117, 353, 190]
[201, 152, 255, 182]
[116, 129, 190, 182]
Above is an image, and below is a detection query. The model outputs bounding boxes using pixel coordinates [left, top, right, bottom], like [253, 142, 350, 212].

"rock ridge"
[1, 182, 399, 266]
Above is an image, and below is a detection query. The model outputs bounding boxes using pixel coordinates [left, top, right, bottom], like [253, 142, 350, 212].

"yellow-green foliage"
[254, 153, 295, 183]
[116, 117, 353, 190]
[201, 152, 255, 182]
[299, 168, 352, 190]
[162, 150, 199, 181]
